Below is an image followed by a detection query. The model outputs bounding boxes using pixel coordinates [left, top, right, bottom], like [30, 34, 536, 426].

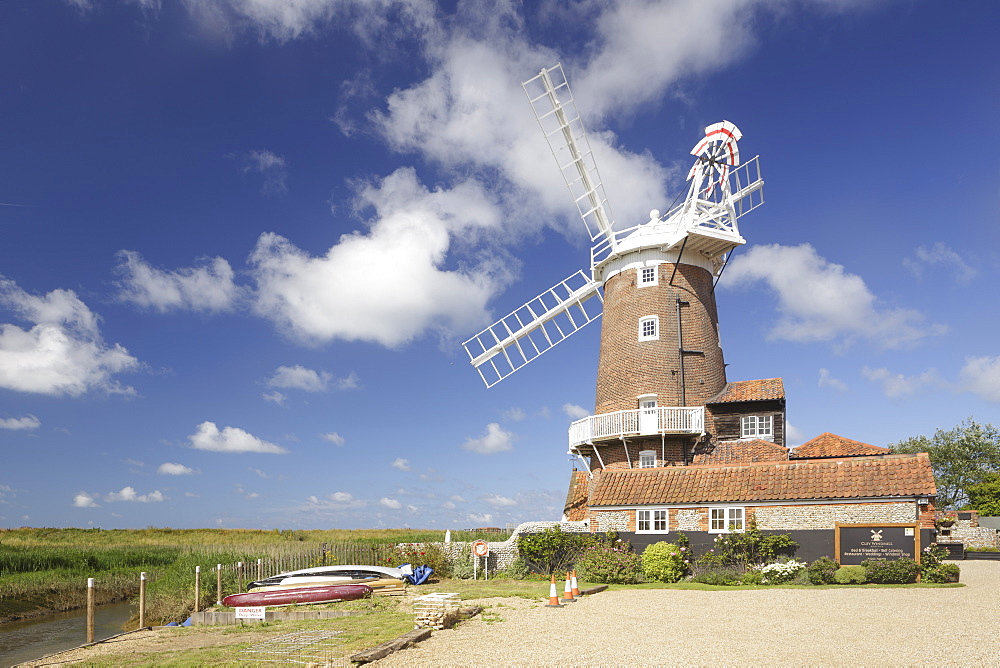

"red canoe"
[223, 583, 372, 607]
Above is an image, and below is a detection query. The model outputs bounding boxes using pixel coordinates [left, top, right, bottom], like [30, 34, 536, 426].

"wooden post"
[257, 558, 263, 580]
[86, 578, 95, 643]
[237, 562, 243, 593]
[216, 563, 223, 606]
[194, 566, 201, 613]
[139, 572, 147, 629]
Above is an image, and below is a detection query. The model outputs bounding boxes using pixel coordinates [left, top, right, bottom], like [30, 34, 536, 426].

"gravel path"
[375, 562, 1000, 667]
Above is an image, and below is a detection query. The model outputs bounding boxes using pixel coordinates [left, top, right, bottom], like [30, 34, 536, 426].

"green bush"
[709, 521, 798, 568]
[516, 526, 593, 576]
[806, 556, 840, 585]
[576, 540, 644, 584]
[383, 543, 451, 578]
[833, 565, 866, 584]
[740, 569, 763, 585]
[641, 542, 689, 583]
[758, 559, 808, 584]
[861, 558, 920, 584]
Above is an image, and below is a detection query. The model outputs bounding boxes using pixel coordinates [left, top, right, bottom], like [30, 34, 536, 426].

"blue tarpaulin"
[401, 563, 433, 585]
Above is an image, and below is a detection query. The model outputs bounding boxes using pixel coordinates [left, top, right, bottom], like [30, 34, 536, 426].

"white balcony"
[568, 406, 705, 449]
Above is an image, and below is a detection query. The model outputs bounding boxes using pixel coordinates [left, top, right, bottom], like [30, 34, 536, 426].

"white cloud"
[502, 408, 526, 422]
[73, 492, 98, 508]
[817, 368, 847, 392]
[249, 467, 269, 479]
[862, 366, 940, 398]
[250, 169, 508, 347]
[267, 364, 331, 391]
[262, 391, 287, 405]
[239, 149, 287, 195]
[562, 403, 590, 420]
[725, 244, 943, 349]
[0, 279, 138, 396]
[115, 251, 243, 312]
[379, 497, 402, 509]
[441, 500, 456, 509]
[467, 513, 493, 524]
[462, 422, 515, 454]
[105, 486, 165, 503]
[960, 356, 1000, 403]
[157, 462, 197, 475]
[903, 242, 975, 283]
[391, 458, 411, 471]
[330, 491, 354, 503]
[484, 494, 516, 507]
[785, 422, 806, 448]
[304, 491, 365, 510]
[0, 415, 40, 430]
[321, 432, 345, 446]
[188, 421, 287, 453]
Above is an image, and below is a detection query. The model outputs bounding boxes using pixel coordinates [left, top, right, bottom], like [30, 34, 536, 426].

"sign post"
[471, 540, 490, 580]
[835, 523, 920, 565]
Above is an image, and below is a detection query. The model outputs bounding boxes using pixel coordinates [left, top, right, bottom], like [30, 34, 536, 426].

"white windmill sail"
[522, 64, 616, 247]
[463, 270, 602, 388]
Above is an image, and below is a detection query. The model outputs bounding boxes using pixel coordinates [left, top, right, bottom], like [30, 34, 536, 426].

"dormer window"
[638, 266, 657, 287]
[638, 316, 659, 341]
[741, 415, 774, 441]
[638, 450, 656, 468]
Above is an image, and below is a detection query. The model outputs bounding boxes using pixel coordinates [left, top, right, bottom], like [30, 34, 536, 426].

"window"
[637, 509, 668, 533]
[638, 266, 658, 287]
[638, 316, 659, 341]
[709, 507, 745, 533]
[741, 415, 774, 441]
[639, 450, 656, 468]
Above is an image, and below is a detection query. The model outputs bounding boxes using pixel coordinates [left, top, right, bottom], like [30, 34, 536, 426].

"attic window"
[638, 450, 656, 468]
[638, 266, 657, 287]
[709, 507, 745, 533]
[638, 316, 659, 341]
[741, 415, 773, 441]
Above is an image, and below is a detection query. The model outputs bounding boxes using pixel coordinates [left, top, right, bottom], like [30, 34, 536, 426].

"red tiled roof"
[692, 439, 789, 465]
[708, 378, 785, 403]
[588, 453, 935, 506]
[563, 470, 589, 521]
[792, 432, 889, 458]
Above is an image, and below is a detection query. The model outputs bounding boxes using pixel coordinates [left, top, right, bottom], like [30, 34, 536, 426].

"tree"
[966, 472, 1000, 516]
[890, 418, 1000, 508]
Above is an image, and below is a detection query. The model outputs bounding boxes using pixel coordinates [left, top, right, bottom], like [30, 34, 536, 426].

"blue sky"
[1, 0, 998, 530]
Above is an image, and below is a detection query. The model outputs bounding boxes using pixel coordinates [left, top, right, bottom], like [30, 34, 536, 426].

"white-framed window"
[638, 450, 656, 469]
[637, 266, 658, 287]
[638, 316, 659, 341]
[709, 507, 745, 533]
[741, 415, 774, 441]
[637, 508, 668, 533]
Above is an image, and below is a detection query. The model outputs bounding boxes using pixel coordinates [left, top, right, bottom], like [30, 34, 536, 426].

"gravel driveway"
[375, 562, 1000, 666]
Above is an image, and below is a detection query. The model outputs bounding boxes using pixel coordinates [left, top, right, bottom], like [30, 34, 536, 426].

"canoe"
[247, 564, 411, 590]
[222, 583, 372, 607]
[248, 577, 403, 593]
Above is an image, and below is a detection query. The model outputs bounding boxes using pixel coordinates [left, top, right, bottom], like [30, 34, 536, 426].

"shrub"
[806, 556, 840, 585]
[740, 569, 763, 585]
[576, 540, 644, 584]
[516, 526, 593, 576]
[709, 521, 798, 568]
[758, 559, 807, 584]
[861, 558, 920, 584]
[641, 542, 689, 583]
[833, 565, 866, 584]
[383, 543, 451, 578]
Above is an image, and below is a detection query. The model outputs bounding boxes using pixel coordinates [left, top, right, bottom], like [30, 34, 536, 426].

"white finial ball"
[649, 209, 660, 221]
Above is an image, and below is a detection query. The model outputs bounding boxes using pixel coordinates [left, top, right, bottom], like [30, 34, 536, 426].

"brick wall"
[753, 502, 915, 529]
[595, 262, 727, 414]
[593, 436, 693, 469]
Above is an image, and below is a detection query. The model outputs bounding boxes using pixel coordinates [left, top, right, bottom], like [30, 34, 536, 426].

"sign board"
[835, 523, 920, 566]
[472, 540, 489, 557]
[234, 606, 266, 620]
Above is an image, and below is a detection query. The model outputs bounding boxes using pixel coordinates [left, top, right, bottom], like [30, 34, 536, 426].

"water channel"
[0, 602, 134, 667]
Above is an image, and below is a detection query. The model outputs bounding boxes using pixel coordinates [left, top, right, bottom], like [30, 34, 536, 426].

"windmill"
[462, 64, 764, 471]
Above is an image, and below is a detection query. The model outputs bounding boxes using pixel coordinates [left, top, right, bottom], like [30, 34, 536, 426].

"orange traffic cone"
[562, 571, 576, 602]
[571, 570, 580, 598]
[546, 574, 562, 607]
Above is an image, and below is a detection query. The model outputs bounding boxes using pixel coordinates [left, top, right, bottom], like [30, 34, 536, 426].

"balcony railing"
[568, 406, 705, 449]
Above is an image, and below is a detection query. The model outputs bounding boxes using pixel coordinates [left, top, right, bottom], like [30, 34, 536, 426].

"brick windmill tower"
[463, 64, 768, 475]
